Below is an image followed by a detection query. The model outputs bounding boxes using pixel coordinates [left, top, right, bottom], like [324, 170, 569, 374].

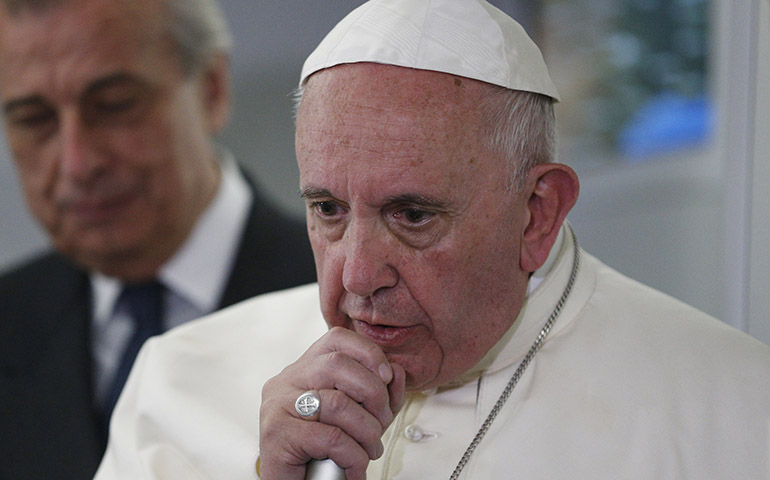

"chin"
[388, 355, 440, 391]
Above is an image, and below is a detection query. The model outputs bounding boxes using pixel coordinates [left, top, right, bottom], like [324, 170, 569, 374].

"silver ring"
[295, 391, 321, 418]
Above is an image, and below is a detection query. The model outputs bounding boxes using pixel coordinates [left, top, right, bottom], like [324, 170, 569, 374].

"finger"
[316, 388, 385, 460]
[288, 387, 385, 460]
[387, 363, 407, 419]
[260, 328, 397, 479]
[259, 417, 369, 480]
[294, 390, 322, 421]
[307, 327, 394, 384]
[280, 351, 392, 427]
[285, 331, 394, 426]
[302, 422, 370, 480]
[313, 350, 394, 426]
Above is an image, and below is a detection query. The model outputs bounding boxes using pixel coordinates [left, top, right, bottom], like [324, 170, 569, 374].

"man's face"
[296, 64, 533, 391]
[0, 0, 224, 280]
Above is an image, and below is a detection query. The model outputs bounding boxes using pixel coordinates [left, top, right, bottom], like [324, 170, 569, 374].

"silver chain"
[448, 226, 581, 480]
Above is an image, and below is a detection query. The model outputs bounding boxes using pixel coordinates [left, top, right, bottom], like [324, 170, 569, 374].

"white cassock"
[95, 225, 770, 479]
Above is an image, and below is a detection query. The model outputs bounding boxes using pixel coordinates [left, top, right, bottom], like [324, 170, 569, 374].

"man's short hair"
[480, 87, 557, 192]
[0, 0, 233, 75]
[167, 0, 232, 75]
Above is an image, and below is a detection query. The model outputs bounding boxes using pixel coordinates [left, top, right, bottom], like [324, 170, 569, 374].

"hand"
[259, 327, 407, 480]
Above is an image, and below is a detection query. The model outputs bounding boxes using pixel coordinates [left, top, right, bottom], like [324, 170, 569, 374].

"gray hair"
[1, 0, 233, 76]
[167, 0, 233, 75]
[293, 77, 557, 192]
[0, 0, 53, 13]
[479, 86, 557, 192]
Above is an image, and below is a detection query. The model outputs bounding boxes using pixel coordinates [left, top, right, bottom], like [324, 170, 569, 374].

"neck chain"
[448, 226, 581, 480]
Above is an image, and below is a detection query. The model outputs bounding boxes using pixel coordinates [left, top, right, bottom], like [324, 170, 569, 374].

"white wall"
[0, 138, 47, 271]
[568, 152, 724, 322]
[570, 0, 770, 346]
[748, 0, 770, 343]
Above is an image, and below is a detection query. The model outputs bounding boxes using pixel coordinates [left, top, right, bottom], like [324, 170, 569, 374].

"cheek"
[307, 224, 326, 273]
[110, 92, 183, 170]
[420, 226, 520, 332]
[116, 122, 172, 167]
[14, 155, 58, 219]
[113, 126, 182, 199]
[309, 233, 345, 325]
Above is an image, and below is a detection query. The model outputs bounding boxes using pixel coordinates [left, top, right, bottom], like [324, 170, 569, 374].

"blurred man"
[96, 1, 770, 479]
[0, 0, 315, 477]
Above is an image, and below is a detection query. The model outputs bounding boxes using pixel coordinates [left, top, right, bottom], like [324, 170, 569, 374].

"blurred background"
[1, 0, 768, 345]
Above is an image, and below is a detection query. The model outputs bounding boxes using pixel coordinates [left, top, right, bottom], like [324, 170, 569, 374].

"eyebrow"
[3, 95, 48, 116]
[299, 187, 332, 200]
[2, 72, 148, 116]
[385, 193, 449, 211]
[300, 188, 450, 211]
[83, 72, 147, 97]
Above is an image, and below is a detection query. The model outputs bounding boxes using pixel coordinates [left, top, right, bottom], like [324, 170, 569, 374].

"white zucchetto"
[300, 0, 559, 101]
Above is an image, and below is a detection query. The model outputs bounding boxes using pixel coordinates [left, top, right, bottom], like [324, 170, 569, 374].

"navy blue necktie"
[102, 281, 165, 429]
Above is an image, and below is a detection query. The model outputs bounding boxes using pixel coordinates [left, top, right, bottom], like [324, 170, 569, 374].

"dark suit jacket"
[0, 187, 316, 479]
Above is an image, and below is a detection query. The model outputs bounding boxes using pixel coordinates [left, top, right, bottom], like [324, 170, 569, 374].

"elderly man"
[0, 0, 315, 477]
[96, 1, 770, 479]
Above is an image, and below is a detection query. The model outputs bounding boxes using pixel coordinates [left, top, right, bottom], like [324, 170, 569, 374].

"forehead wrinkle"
[298, 65, 498, 203]
[306, 121, 426, 168]
[327, 110, 464, 173]
[0, 0, 169, 102]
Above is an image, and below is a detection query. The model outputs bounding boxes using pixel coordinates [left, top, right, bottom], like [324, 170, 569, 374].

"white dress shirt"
[90, 150, 252, 406]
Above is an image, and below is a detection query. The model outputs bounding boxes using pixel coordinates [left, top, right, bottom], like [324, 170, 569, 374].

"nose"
[341, 221, 399, 297]
[58, 111, 103, 183]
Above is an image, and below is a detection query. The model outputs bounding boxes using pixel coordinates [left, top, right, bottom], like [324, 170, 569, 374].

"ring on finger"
[295, 390, 321, 418]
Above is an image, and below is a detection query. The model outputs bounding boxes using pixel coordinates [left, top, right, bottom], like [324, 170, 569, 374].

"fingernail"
[379, 363, 392, 383]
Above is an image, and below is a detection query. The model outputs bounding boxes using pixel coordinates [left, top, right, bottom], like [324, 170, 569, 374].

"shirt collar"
[91, 274, 122, 328]
[91, 148, 252, 322]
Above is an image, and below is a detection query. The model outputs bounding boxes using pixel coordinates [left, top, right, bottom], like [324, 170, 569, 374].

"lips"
[62, 191, 137, 226]
[352, 318, 419, 348]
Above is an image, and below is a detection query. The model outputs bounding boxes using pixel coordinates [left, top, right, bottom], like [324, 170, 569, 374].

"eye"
[95, 96, 140, 114]
[6, 105, 56, 130]
[394, 207, 434, 225]
[311, 200, 346, 219]
[87, 94, 145, 123]
[83, 79, 153, 124]
[388, 204, 444, 249]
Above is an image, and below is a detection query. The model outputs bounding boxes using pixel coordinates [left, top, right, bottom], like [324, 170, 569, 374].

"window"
[495, 0, 712, 166]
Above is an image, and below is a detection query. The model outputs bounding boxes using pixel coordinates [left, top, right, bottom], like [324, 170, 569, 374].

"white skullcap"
[300, 0, 559, 101]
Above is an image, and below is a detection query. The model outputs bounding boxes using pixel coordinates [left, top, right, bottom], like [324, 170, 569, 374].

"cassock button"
[404, 424, 425, 442]
[404, 424, 439, 442]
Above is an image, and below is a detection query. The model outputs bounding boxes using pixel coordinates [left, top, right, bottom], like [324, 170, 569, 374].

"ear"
[519, 163, 579, 272]
[200, 54, 231, 134]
